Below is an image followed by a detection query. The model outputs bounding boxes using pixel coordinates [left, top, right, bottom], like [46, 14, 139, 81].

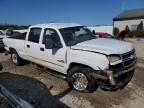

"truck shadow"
[132, 66, 144, 88]
[0, 72, 71, 108]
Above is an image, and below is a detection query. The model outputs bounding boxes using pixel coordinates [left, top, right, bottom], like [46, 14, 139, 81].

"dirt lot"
[0, 38, 144, 108]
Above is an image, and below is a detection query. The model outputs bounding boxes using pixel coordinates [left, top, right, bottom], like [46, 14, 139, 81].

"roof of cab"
[30, 23, 82, 29]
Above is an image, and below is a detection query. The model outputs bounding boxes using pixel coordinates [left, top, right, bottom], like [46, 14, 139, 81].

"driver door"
[38, 28, 66, 73]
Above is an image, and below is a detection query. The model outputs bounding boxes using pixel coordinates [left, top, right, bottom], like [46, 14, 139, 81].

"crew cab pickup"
[3, 23, 136, 92]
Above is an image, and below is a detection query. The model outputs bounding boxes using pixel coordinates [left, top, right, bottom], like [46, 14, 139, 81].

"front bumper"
[91, 57, 136, 91]
[97, 70, 134, 91]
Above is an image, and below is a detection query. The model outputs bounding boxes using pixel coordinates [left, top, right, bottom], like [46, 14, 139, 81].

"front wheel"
[68, 66, 98, 93]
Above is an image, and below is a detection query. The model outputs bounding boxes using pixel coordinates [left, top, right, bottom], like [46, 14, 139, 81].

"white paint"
[72, 38, 133, 55]
[0, 32, 5, 39]
[14, 29, 27, 33]
[3, 23, 134, 74]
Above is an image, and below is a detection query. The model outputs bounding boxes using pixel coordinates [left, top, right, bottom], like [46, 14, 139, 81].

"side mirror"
[45, 38, 63, 49]
[0, 63, 3, 71]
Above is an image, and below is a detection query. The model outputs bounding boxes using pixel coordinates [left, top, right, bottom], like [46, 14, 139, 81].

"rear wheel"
[68, 66, 98, 93]
[11, 50, 23, 66]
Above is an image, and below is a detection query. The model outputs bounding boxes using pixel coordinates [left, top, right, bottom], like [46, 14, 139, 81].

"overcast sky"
[0, 0, 144, 25]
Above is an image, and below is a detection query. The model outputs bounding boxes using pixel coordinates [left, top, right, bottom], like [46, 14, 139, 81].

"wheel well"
[67, 63, 93, 73]
[9, 48, 15, 53]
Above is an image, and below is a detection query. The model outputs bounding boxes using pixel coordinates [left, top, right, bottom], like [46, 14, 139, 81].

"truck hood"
[71, 38, 134, 55]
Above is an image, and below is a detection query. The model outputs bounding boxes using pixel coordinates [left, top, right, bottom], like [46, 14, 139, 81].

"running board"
[36, 66, 67, 80]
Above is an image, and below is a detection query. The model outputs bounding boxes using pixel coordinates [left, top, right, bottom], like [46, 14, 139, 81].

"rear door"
[25, 27, 43, 63]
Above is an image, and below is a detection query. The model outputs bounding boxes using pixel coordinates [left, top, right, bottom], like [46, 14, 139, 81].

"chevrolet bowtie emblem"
[130, 54, 134, 59]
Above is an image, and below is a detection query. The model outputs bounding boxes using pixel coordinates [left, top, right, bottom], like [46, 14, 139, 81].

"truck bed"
[7, 33, 26, 40]
[3, 36, 26, 58]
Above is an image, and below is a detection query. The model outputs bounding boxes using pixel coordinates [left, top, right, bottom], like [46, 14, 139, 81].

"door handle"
[26, 45, 30, 48]
[40, 47, 44, 51]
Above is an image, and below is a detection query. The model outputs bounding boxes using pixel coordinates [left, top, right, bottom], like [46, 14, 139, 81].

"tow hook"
[107, 70, 116, 85]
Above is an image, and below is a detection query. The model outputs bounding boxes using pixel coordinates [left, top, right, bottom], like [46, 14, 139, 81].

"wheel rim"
[12, 53, 18, 64]
[71, 73, 88, 91]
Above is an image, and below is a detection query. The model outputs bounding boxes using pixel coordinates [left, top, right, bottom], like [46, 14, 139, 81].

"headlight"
[107, 55, 121, 63]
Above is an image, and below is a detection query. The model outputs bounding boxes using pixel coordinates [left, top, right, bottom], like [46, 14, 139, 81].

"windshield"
[59, 26, 96, 46]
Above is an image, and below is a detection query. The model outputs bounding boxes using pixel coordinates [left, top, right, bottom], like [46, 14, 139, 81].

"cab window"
[28, 28, 42, 43]
[42, 28, 61, 45]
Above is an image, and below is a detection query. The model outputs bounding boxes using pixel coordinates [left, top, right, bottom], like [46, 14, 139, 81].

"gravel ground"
[0, 38, 144, 108]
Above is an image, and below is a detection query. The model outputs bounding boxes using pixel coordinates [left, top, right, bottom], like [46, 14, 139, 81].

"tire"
[68, 66, 98, 93]
[11, 50, 23, 66]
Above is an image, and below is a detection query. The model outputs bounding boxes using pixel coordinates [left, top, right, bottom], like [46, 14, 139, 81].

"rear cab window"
[28, 28, 42, 43]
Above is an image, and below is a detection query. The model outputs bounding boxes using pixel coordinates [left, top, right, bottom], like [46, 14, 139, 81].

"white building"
[113, 8, 144, 32]
[87, 25, 113, 35]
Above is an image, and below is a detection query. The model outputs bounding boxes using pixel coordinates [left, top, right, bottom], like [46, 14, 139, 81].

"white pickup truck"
[3, 23, 136, 92]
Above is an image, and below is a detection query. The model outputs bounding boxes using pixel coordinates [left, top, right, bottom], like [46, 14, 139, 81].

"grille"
[123, 59, 136, 67]
[121, 50, 136, 68]
[121, 50, 135, 61]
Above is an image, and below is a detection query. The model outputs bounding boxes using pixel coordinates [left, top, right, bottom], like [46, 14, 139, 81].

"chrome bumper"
[108, 65, 135, 85]
[113, 65, 135, 78]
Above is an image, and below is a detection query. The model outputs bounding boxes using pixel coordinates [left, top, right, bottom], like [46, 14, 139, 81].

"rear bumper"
[0, 43, 4, 47]
[0, 63, 3, 71]
[91, 58, 136, 91]
[0, 39, 4, 48]
[0, 44, 5, 51]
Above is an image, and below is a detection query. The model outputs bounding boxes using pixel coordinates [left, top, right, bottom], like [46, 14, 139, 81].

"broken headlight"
[107, 55, 122, 64]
